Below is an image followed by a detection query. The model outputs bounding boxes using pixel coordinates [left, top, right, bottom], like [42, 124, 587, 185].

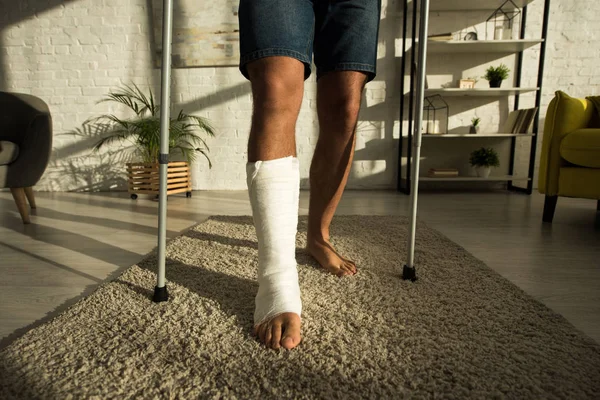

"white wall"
[0, 0, 598, 192]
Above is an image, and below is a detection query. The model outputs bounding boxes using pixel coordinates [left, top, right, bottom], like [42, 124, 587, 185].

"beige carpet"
[1, 215, 600, 399]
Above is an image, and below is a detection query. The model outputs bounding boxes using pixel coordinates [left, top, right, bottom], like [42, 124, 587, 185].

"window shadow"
[0, 240, 104, 283]
[42, 192, 211, 222]
[0, 200, 181, 237]
[0, 213, 146, 265]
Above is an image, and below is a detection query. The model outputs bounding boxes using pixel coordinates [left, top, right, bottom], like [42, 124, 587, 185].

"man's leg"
[246, 56, 304, 350]
[306, 71, 367, 277]
[247, 57, 304, 162]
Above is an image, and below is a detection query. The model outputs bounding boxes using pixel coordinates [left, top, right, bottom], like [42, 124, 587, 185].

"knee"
[320, 95, 363, 133]
[337, 97, 362, 121]
[248, 62, 304, 115]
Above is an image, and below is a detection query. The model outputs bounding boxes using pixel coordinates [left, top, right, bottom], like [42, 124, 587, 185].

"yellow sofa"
[538, 91, 600, 222]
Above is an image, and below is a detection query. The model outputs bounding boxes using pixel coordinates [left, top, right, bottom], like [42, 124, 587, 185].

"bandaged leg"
[246, 156, 302, 327]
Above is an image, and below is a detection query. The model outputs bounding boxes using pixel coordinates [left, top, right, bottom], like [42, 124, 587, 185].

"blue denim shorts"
[238, 0, 381, 82]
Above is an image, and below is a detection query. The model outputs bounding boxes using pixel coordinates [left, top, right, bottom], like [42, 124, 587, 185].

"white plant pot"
[475, 166, 491, 178]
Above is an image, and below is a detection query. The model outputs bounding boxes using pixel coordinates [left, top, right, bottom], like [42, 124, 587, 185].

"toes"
[281, 318, 301, 350]
[337, 263, 354, 277]
[264, 322, 273, 346]
[255, 314, 301, 350]
[257, 323, 267, 344]
[271, 323, 282, 350]
[346, 261, 357, 275]
[281, 336, 297, 349]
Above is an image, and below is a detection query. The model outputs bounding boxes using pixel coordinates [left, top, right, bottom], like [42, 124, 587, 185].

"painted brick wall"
[0, 0, 598, 191]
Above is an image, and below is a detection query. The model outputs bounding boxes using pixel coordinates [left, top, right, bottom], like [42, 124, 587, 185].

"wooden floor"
[1, 190, 599, 349]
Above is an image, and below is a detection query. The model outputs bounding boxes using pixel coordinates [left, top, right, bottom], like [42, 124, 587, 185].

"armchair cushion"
[559, 129, 600, 168]
[0, 141, 19, 165]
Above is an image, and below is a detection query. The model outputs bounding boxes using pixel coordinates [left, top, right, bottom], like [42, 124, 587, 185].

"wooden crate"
[127, 161, 192, 199]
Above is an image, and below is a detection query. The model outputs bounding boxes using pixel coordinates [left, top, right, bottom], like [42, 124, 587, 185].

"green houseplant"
[469, 147, 500, 178]
[470, 117, 481, 134]
[92, 84, 215, 165]
[90, 84, 216, 199]
[483, 64, 510, 88]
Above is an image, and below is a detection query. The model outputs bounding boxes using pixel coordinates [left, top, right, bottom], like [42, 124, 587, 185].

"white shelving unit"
[404, 0, 535, 11]
[398, 0, 550, 194]
[404, 133, 536, 138]
[428, 39, 543, 54]
[423, 88, 539, 96]
[421, 175, 532, 182]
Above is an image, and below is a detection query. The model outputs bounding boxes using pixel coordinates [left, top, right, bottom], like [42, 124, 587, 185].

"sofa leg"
[10, 188, 31, 224]
[24, 187, 37, 209]
[543, 195, 558, 223]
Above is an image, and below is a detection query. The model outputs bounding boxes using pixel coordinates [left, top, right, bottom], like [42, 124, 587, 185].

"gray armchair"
[0, 92, 53, 224]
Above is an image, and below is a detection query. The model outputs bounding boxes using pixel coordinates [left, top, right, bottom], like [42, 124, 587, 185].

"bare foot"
[253, 312, 301, 350]
[306, 236, 357, 277]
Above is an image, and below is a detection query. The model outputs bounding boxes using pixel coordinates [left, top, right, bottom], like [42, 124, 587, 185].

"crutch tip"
[153, 285, 169, 302]
[402, 265, 418, 282]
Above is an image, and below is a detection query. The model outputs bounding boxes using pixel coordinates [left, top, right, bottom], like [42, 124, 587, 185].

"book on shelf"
[428, 33, 453, 41]
[428, 168, 459, 177]
[502, 107, 538, 134]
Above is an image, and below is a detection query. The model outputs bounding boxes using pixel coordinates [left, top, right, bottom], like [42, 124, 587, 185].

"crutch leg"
[153, 0, 174, 303]
[403, 0, 430, 282]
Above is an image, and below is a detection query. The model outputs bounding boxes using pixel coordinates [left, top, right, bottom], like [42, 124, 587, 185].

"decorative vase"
[469, 125, 480, 134]
[489, 79, 502, 88]
[475, 166, 491, 178]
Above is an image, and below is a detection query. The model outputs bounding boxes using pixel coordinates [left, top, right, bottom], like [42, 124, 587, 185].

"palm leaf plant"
[90, 83, 215, 167]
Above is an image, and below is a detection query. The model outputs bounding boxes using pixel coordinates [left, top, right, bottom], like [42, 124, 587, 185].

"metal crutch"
[153, 0, 174, 303]
[403, 0, 430, 282]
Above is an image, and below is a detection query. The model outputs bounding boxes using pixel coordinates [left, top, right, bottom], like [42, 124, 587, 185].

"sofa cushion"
[0, 140, 19, 165]
[560, 129, 600, 168]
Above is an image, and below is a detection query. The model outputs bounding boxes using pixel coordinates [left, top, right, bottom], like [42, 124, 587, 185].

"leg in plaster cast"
[306, 71, 368, 277]
[246, 57, 304, 350]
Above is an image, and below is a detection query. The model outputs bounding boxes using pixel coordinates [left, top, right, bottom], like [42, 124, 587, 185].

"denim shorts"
[238, 0, 381, 82]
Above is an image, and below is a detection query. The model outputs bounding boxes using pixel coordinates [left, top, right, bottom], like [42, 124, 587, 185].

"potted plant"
[469, 147, 500, 178]
[91, 84, 215, 199]
[483, 64, 510, 88]
[470, 117, 481, 134]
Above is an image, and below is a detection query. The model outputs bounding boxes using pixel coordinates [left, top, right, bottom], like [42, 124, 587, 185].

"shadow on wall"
[345, 14, 403, 189]
[45, 124, 135, 192]
[0, 0, 164, 192]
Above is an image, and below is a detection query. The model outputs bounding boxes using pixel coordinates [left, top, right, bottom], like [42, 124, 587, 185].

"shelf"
[398, 0, 535, 12]
[423, 88, 539, 97]
[396, 0, 549, 194]
[410, 133, 536, 138]
[428, 39, 543, 54]
[421, 175, 532, 182]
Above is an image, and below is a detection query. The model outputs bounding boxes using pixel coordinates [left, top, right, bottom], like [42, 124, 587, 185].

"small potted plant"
[469, 147, 500, 178]
[483, 64, 510, 88]
[90, 83, 215, 199]
[470, 117, 481, 134]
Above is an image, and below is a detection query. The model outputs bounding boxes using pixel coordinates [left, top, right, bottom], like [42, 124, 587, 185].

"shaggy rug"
[1, 216, 599, 399]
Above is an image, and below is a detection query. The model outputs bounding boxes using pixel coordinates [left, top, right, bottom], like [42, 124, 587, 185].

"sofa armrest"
[0, 92, 53, 188]
[538, 91, 595, 195]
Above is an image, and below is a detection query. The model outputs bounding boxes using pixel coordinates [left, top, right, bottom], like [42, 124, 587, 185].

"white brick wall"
[1, 0, 599, 191]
